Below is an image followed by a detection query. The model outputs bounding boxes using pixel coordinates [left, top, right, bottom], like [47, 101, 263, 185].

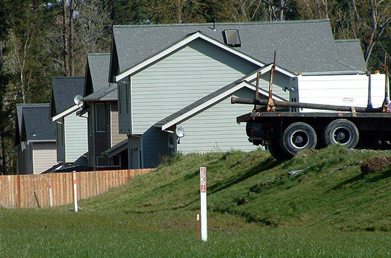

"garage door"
[32, 143, 57, 174]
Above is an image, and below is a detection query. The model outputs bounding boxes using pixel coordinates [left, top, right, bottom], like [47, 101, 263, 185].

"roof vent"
[223, 29, 241, 47]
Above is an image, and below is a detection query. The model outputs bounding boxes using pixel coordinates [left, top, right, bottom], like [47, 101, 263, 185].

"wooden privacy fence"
[0, 169, 152, 209]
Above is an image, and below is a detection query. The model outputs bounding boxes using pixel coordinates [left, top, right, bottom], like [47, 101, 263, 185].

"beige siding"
[32, 143, 57, 174]
[111, 102, 126, 147]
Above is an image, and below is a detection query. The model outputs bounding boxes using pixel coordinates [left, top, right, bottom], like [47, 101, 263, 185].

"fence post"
[48, 176, 53, 207]
[17, 175, 21, 209]
[73, 171, 78, 212]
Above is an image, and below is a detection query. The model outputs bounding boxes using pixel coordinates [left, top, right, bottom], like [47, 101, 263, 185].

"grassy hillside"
[2, 145, 391, 257]
[82, 145, 391, 231]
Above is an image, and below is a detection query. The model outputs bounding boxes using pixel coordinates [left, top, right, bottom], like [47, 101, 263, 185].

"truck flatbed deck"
[237, 111, 391, 124]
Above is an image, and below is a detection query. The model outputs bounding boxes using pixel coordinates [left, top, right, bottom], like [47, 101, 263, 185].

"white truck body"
[289, 73, 387, 112]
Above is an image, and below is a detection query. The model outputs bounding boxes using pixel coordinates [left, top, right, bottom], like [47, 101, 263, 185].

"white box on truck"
[289, 73, 387, 112]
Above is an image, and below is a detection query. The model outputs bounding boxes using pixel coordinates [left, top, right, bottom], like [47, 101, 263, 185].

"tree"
[207, 0, 266, 22]
[109, 0, 149, 25]
[203, 0, 299, 22]
[4, 0, 55, 103]
[47, 0, 111, 77]
[146, 0, 209, 23]
[1, 0, 58, 174]
[349, 0, 391, 66]
[294, 0, 330, 19]
[0, 0, 12, 174]
[74, 0, 111, 61]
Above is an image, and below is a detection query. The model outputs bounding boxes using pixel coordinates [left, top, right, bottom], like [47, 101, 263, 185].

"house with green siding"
[50, 77, 88, 167]
[109, 19, 367, 168]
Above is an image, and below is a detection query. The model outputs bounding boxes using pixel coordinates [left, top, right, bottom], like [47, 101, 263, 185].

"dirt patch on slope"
[361, 155, 391, 174]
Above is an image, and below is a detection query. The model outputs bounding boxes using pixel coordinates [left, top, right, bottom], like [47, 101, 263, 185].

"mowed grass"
[1, 145, 391, 257]
[2, 209, 391, 257]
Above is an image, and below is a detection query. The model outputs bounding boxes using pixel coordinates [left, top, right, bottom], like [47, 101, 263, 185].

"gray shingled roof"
[19, 104, 56, 141]
[112, 19, 367, 76]
[51, 77, 85, 117]
[16, 104, 27, 137]
[87, 53, 110, 93]
[82, 83, 117, 102]
[335, 40, 367, 72]
[101, 139, 128, 158]
[16, 103, 47, 144]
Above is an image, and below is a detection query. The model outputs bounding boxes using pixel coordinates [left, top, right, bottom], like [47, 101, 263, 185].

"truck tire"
[359, 134, 381, 150]
[282, 122, 317, 155]
[323, 119, 359, 148]
[268, 140, 294, 161]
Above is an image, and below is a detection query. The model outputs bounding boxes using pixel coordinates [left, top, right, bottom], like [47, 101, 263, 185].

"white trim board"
[115, 32, 267, 82]
[52, 105, 82, 122]
[243, 63, 296, 81]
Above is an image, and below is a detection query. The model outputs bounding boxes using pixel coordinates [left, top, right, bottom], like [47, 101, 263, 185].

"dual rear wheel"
[268, 122, 317, 160]
[268, 119, 360, 160]
[322, 119, 359, 148]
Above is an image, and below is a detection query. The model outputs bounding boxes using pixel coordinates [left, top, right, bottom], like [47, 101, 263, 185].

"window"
[56, 123, 60, 145]
[61, 123, 65, 146]
[95, 103, 106, 132]
[125, 83, 129, 114]
[118, 81, 130, 115]
[111, 156, 121, 167]
[168, 134, 175, 153]
[106, 105, 110, 127]
[118, 84, 123, 115]
[57, 122, 64, 146]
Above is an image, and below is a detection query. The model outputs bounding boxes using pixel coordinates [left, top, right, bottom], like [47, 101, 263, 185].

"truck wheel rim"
[332, 127, 351, 145]
[290, 130, 309, 149]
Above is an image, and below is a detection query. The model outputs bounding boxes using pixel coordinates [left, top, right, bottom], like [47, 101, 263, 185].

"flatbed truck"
[232, 53, 390, 161]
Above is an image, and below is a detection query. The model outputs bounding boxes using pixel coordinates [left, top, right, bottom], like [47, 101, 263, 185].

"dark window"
[96, 103, 106, 132]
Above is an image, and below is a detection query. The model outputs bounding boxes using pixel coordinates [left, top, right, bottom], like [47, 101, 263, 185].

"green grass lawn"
[1, 209, 391, 257]
[1, 146, 391, 257]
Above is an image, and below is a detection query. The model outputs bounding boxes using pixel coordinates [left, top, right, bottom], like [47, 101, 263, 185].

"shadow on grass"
[122, 199, 200, 214]
[208, 157, 281, 194]
[124, 158, 281, 214]
[367, 167, 391, 183]
[330, 173, 366, 190]
[331, 167, 391, 191]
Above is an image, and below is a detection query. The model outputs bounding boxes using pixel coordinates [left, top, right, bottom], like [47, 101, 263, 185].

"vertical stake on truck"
[232, 52, 391, 161]
[382, 52, 390, 113]
[266, 51, 276, 112]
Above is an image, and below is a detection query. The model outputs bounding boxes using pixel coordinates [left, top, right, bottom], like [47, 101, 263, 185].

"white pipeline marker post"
[48, 177, 53, 207]
[200, 167, 207, 242]
[196, 214, 200, 240]
[73, 171, 78, 212]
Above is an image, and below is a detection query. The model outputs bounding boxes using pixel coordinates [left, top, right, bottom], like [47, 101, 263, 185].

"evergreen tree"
[109, 0, 149, 24]
[0, 0, 12, 174]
